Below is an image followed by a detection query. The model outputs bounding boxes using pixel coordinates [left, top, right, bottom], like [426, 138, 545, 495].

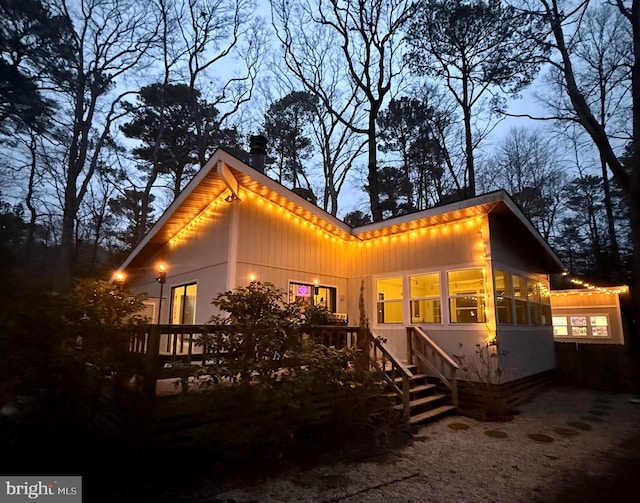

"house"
[550, 285, 630, 345]
[117, 144, 565, 407]
[550, 284, 636, 392]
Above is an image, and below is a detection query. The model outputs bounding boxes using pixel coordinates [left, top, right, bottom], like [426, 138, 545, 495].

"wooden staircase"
[389, 362, 457, 426]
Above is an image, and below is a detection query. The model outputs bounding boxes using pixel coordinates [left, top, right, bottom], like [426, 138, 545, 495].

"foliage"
[0, 0, 68, 134]
[121, 83, 240, 196]
[204, 281, 306, 383]
[377, 97, 447, 212]
[453, 341, 506, 385]
[0, 200, 26, 267]
[263, 90, 318, 191]
[376, 165, 414, 218]
[179, 357, 393, 462]
[453, 341, 512, 420]
[58, 278, 150, 376]
[343, 210, 372, 227]
[0, 277, 149, 439]
[303, 302, 333, 326]
[405, 0, 550, 197]
[162, 281, 397, 458]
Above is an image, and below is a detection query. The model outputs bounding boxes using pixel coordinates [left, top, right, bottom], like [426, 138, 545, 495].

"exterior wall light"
[155, 263, 167, 324]
[113, 271, 126, 290]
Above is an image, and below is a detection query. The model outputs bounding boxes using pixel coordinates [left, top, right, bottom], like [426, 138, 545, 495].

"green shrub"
[172, 281, 398, 458]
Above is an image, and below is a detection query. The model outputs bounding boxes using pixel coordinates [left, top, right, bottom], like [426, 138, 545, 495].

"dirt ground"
[531, 431, 640, 503]
[85, 384, 640, 503]
[4, 384, 640, 502]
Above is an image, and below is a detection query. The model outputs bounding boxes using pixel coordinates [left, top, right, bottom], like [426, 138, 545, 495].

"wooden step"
[383, 362, 417, 373]
[393, 373, 428, 385]
[409, 383, 436, 395]
[410, 393, 447, 408]
[393, 393, 447, 412]
[409, 404, 457, 425]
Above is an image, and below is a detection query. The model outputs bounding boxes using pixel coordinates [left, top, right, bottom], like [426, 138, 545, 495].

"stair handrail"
[407, 326, 459, 407]
[367, 330, 412, 422]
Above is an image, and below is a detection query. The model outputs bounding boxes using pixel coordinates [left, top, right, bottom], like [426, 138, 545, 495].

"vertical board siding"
[551, 291, 625, 345]
[488, 216, 550, 274]
[127, 205, 232, 324]
[353, 221, 483, 278]
[234, 196, 349, 292]
[497, 328, 556, 380]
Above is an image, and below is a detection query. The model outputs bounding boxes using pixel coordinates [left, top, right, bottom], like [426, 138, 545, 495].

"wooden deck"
[125, 324, 463, 424]
[127, 324, 363, 397]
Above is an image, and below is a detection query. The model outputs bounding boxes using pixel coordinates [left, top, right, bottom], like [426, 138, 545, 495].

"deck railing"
[368, 332, 413, 422]
[129, 324, 363, 396]
[406, 326, 459, 407]
[128, 324, 419, 420]
[129, 324, 234, 395]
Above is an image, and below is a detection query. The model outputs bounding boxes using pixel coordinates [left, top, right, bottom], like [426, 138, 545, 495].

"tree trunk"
[462, 72, 475, 198]
[368, 121, 382, 221]
[626, 0, 640, 353]
[600, 155, 621, 271]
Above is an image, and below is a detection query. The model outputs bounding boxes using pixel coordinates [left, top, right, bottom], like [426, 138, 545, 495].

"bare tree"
[515, 0, 640, 314]
[536, 2, 631, 268]
[271, 0, 417, 221]
[484, 126, 566, 240]
[173, 0, 267, 166]
[405, 0, 550, 198]
[311, 93, 367, 216]
[264, 18, 367, 217]
[43, 0, 160, 291]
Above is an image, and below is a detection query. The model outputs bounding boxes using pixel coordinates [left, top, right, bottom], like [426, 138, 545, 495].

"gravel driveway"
[96, 384, 640, 503]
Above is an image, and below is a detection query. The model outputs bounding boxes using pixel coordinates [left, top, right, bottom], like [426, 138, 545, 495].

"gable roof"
[118, 148, 564, 274]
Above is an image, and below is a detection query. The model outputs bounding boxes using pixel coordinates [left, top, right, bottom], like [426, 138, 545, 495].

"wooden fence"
[554, 342, 639, 393]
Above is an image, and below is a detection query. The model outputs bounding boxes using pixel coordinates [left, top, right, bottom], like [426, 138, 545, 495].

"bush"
[0, 278, 150, 472]
[170, 281, 399, 459]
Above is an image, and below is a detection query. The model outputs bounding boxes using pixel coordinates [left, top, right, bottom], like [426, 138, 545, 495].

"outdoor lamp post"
[155, 263, 167, 325]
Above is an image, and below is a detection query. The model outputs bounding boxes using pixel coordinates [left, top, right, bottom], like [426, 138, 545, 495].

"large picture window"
[448, 268, 486, 323]
[171, 283, 197, 324]
[377, 277, 404, 324]
[409, 272, 441, 323]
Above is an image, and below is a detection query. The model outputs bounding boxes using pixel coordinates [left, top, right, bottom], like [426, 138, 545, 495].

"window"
[377, 277, 404, 324]
[494, 269, 513, 324]
[409, 272, 441, 323]
[552, 315, 610, 338]
[590, 316, 609, 337]
[513, 275, 529, 324]
[498, 271, 551, 326]
[570, 316, 588, 336]
[171, 283, 197, 324]
[540, 285, 552, 325]
[289, 282, 337, 312]
[552, 316, 568, 336]
[528, 281, 541, 325]
[448, 269, 486, 323]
